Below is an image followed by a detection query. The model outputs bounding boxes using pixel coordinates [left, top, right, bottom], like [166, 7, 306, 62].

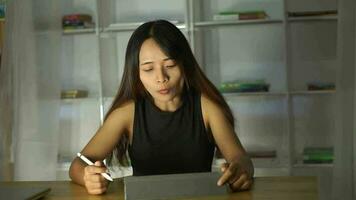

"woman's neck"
[153, 95, 182, 112]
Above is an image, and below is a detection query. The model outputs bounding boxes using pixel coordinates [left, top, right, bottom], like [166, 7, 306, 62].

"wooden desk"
[0, 176, 318, 200]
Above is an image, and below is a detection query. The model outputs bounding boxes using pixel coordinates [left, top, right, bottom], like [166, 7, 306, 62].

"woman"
[69, 19, 254, 195]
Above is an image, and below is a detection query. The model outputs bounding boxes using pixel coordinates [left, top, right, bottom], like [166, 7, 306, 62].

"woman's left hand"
[217, 155, 254, 192]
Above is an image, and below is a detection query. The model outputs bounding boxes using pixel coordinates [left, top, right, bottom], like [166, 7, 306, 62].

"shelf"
[62, 28, 96, 35]
[195, 19, 283, 27]
[54, 1, 339, 187]
[293, 163, 334, 168]
[290, 90, 336, 95]
[288, 15, 338, 22]
[104, 22, 186, 32]
[222, 92, 287, 97]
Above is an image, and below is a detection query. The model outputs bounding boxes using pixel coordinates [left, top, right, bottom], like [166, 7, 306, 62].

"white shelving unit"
[58, 1, 338, 199]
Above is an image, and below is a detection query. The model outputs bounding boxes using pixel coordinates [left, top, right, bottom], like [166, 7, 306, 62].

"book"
[303, 147, 333, 154]
[288, 10, 337, 17]
[63, 22, 95, 30]
[62, 14, 92, 22]
[307, 82, 335, 91]
[303, 147, 333, 164]
[213, 14, 239, 21]
[213, 10, 268, 21]
[60, 90, 88, 99]
[219, 80, 270, 93]
[62, 14, 94, 30]
[0, 4, 5, 19]
[239, 11, 268, 20]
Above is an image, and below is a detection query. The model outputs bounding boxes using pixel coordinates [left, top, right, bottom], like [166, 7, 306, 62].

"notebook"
[124, 171, 228, 200]
[0, 185, 51, 200]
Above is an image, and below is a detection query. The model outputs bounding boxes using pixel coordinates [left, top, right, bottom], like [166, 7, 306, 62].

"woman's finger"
[220, 163, 229, 173]
[228, 173, 240, 184]
[86, 165, 107, 175]
[230, 173, 248, 191]
[90, 174, 106, 182]
[86, 181, 108, 190]
[240, 179, 253, 190]
[88, 187, 107, 195]
[217, 163, 238, 186]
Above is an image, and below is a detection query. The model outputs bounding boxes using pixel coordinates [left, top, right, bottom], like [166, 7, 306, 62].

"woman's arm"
[201, 95, 254, 191]
[69, 101, 134, 192]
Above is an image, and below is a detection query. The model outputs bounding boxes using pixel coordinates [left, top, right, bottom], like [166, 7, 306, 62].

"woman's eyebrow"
[140, 61, 153, 66]
[140, 58, 173, 66]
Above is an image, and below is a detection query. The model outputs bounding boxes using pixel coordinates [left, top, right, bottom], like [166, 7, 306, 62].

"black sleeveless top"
[128, 89, 215, 176]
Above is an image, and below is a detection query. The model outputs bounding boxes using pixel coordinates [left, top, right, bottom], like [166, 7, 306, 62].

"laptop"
[124, 171, 228, 200]
[0, 185, 51, 200]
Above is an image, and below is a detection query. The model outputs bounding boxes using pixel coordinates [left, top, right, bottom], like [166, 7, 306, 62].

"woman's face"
[139, 38, 184, 102]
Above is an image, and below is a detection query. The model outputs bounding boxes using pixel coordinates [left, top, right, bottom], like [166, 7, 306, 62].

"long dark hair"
[105, 19, 234, 166]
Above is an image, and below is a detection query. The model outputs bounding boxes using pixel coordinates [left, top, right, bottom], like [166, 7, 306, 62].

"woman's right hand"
[83, 161, 109, 195]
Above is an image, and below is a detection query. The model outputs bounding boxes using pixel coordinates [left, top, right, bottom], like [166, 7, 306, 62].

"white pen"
[77, 152, 113, 182]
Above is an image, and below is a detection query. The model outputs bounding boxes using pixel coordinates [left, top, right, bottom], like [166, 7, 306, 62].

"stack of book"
[213, 11, 268, 21]
[61, 89, 88, 99]
[303, 147, 333, 164]
[307, 82, 335, 91]
[287, 10, 337, 17]
[219, 80, 270, 93]
[62, 14, 95, 30]
[0, 3, 5, 20]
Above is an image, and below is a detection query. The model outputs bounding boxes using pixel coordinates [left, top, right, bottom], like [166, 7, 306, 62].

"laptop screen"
[124, 172, 227, 200]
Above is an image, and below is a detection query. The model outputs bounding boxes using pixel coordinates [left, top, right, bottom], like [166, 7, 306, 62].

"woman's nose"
[156, 68, 168, 83]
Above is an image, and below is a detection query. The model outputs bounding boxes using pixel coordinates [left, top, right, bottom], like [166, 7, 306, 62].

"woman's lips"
[158, 89, 170, 94]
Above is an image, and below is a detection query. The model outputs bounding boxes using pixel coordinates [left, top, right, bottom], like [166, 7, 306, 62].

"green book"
[303, 147, 333, 155]
[303, 147, 333, 163]
[303, 154, 333, 161]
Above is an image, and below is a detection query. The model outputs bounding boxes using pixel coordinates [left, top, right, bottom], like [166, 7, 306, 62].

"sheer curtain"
[0, 0, 61, 181]
[333, 0, 356, 199]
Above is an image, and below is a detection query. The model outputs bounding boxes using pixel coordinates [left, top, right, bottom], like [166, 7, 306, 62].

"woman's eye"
[143, 68, 152, 72]
[166, 64, 176, 68]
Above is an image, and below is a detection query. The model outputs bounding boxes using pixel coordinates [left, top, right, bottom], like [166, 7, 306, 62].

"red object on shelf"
[62, 14, 92, 22]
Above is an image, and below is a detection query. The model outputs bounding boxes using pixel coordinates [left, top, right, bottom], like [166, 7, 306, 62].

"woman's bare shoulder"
[107, 100, 135, 126]
[200, 93, 220, 111]
[114, 100, 134, 112]
[200, 93, 220, 125]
